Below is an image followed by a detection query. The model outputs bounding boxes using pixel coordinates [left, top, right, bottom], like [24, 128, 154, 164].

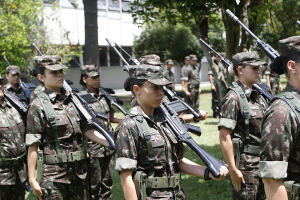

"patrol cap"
[185, 56, 190, 60]
[165, 59, 174, 65]
[278, 36, 300, 56]
[33, 55, 68, 71]
[80, 65, 99, 77]
[232, 52, 266, 67]
[190, 54, 197, 61]
[6, 65, 20, 75]
[0, 74, 6, 82]
[124, 65, 171, 91]
[138, 54, 163, 66]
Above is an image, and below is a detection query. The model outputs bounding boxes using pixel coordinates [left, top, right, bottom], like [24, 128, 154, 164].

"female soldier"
[115, 65, 228, 200]
[79, 65, 122, 200]
[0, 74, 27, 199]
[218, 52, 268, 200]
[259, 36, 300, 200]
[26, 55, 110, 200]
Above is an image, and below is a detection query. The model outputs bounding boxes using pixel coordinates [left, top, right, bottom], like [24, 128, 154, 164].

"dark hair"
[80, 74, 88, 86]
[233, 64, 246, 77]
[30, 67, 46, 84]
[129, 79, 147, 96]
[271, 52, 300, 78]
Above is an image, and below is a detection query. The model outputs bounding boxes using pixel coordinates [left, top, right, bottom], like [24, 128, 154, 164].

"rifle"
[111, 40, 200, 119]
[226, 9, 280, 60]
[106, 38, 226, 178]
[32, 43, 115, 149]
[199, 38, 274, 101]
[69, 55, 127, 114]
[3, 56, 32, 100]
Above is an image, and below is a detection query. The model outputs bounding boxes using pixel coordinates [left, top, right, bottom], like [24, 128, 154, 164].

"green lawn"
[27, 77, 288, 199]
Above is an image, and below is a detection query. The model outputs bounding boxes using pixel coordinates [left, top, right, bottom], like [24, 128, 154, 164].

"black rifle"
[112, 40, 199, 118]
[69, 55, 126, 114]
[4, 89, 28, 122]
[32, 43, 115, 149]
[3, 56, 32, 100]
[226, 9, 280, 61]
[199, 38, 274, 101]
[106, 38, 226, 178]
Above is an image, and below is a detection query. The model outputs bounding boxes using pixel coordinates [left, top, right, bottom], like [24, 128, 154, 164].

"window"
[122, 1, 132, 12]
[43, 0, 56, 4]
[99, 47, 108, 66]
[109, 47, 120, 66]
[97, 0, 106, 10]
[108, 0, 119, 11]
[68, 56, 81, 67]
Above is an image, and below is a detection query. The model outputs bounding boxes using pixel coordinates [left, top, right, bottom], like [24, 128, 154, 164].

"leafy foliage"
[0, 0, 82, 75]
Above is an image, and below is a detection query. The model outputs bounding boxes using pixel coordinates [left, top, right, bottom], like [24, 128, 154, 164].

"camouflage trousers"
[41, 174, 89, 200]
[0, 175, 25, 200]
[89, 154, 114, 200]
[145, 187, 186, 200]
[186, 87, 199, 109]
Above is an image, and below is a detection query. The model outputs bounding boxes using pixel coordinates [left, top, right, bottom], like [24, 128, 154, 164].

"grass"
[26, 77, 288, 199]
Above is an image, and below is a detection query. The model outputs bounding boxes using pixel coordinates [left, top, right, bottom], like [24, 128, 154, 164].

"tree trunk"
[83, 0, 99, 67]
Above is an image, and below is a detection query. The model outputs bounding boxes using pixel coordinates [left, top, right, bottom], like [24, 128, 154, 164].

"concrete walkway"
[114, 81, 211, 96]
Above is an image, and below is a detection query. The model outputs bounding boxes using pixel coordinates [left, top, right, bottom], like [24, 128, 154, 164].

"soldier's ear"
[5, 73, 8, 80]
[237, 66, 243, 75]
[82, 76, 87, 84]
[287, 60, 297, 74]
[133, 85, 140, 96]
[37, 74, 45, 83]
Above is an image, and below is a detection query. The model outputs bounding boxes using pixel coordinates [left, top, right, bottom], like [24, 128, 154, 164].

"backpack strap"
[131, 114, 155, 189]
[228, 83, 251, 143]
[37, 90, 63, 163]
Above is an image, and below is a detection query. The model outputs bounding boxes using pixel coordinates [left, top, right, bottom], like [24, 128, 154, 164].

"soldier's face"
[6, 72, 19, 85]
[42, 69, 64, 91]
[0, 80, 4, 100]
[184, 60, 189, 65]
[84, 75, 100, 90]
[135, 81, 164, 110]
[190, 60, 197, 66]
[240, 65, 261, 84]
[167, 64, 173, 70]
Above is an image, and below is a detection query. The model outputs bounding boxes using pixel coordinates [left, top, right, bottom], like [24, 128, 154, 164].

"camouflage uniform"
[5, 66, 25, 97]
[0, 73, 27, 199]
[116, 65, 188, 199]
[182, 55, 200, 109]
[208, 57, 228, 117]
[79, 65, 115, 200]
[259, 36, 300, 196]
[265, 65, 281, 95]
[219, 52, 268, 200]
[163, 59, 175, 89]
[25, 55, 90, 200]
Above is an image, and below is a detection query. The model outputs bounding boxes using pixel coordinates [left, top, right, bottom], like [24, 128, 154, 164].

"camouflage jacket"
[208, 58, 226, 86]
[182, 65, 200, 87]
[218, 81, 268, 174]
[259, 83, 300, 181]
[265, 65, 280, 81]
[115, 103, 187, 198]
[79, 88, 114, 157]
[25, 87, 92, 183]
[163, 69, 175, 88]
[5, 83, 25, 97]
[0, 99, 27, 185]
[180, 65, 188, 81]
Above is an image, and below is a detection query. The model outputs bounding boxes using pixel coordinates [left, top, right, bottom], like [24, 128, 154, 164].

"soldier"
[181, 56, 190, 95]
[182, 54, 201, 109]
[265, 64, 283, 95]
[79, 65, 122, 200]
[219, 52, 268, 200]
[259, 36, 300, 200]
[5, 65, 25, 96]
[208, 55, 228, 118]
[115, 65, 228, 200]
[0, 74, 27, 199]
[163, 59, 175, 90]
[26, 55, 110, 200]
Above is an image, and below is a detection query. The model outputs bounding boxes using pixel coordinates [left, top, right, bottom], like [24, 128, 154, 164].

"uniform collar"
[0, 99, 12, 109]
[5, 83, 21, 92]
[86, 87, 103, 98]
[236, 80, 254, 99]
[284, 83, 300, 95]
[44, 87, 68, 102]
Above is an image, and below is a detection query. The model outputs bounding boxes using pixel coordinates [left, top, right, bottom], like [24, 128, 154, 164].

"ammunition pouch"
[43, 150, 86, 164]
[232, 138, 243, 169]
[133, 171, 181, 200]
[36, 150, 43, 184]
[0, 151, 26, 167]
[284, 180, 300, 200]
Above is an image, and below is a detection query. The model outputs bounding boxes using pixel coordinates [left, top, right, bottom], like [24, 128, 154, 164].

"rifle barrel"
[3, 56, 10, 66]
[105, 38, 130, 69]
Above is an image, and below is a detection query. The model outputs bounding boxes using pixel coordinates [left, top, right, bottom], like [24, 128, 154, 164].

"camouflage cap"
[33, 55, 68, 71]
[124, 64, 171, 91]
[80, 65, 99, 77]
[232, 51, 266, 67]
[190, 54, 198, 61]
[165, 59, 174, 65]
[278, 36, 300, 56]
[6, 65, 20, 75]
[138, 54, 163, 66]
[0, 74, 5, 81]
[185, 56, 190, 60]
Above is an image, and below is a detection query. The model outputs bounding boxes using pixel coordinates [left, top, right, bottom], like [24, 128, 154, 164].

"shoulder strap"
[271, 92, 300, 127]
[37, 90, 63, 163]
[131, 114, 155, 189]
[228, 84, 250, 143]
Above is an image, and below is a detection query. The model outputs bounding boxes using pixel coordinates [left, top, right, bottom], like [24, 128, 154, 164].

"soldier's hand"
[230, 169, 245, 192]
[185, 91, 191, 97]
[199, 87, 201, 93]
[31, 180, 43, 200]
[199, 110, 208, 120]
[212, 166, 228, 181]
[211, 84, 216, 92]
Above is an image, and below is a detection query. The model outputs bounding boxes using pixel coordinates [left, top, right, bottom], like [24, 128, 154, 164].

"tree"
[0, 0, 82, 75]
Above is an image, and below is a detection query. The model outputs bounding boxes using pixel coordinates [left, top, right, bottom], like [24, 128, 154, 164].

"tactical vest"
[130, 112, 181, 200]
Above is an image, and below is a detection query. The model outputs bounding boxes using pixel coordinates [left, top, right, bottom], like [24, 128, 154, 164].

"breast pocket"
[13, 114, 25, 135]
[249, 107, 264, 134]
[0, 116, 9, 134]
[53, 106, 70, 138]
